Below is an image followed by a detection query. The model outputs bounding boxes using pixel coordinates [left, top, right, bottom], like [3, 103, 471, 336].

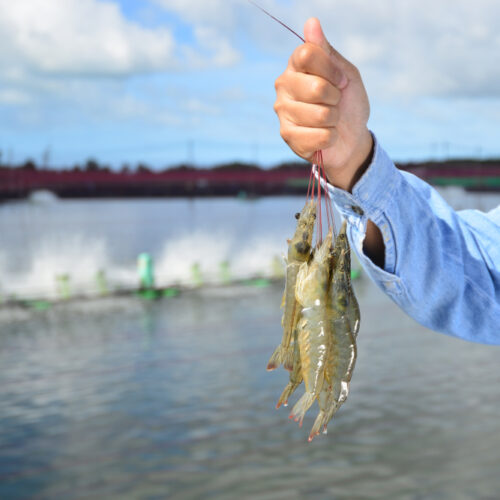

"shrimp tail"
[276, 381, 300, 409]
[266, 345, 282, 371]
[308, 411, 326, 442]
[289, 392, 315, 427]
[322, 402, 340, 433]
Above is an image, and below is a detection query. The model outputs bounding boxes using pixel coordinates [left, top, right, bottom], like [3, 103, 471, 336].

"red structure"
[1, 159, 500, 200]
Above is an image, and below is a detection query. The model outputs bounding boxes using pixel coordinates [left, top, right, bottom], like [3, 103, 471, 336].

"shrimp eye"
[295, 212, 300, 220]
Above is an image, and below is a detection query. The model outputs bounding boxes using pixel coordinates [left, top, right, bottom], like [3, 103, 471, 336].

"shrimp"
[338, 223, 360, 337]
[267, 200, 316, 371]
[320, 227, 358, 433]
[275, 327, 303, 408]
[289, 230, 333, 426]
[250, 0, 362, 440]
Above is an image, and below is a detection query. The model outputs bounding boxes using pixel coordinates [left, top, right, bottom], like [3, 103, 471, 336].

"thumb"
[304, 18, 349, 85]
[304, 18, 332, 54]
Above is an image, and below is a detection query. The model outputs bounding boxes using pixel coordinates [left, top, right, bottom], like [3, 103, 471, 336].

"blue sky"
[0, 0, 499, 169]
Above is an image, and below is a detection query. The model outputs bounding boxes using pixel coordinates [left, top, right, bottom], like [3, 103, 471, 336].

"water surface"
[1, 280, 500, 499]
[1, 190, 500, 499]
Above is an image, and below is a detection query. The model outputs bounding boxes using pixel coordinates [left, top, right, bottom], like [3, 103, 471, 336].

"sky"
[0, 0, 499, 169]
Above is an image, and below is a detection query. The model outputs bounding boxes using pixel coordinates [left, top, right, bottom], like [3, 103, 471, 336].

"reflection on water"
[1, 280, 500, 499]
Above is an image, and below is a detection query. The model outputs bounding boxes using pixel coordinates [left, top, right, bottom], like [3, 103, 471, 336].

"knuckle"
[317, 106, 331, 124]
[295, 45, 314, 69]
[310, 79, 327, 101]
[280, 126, 291, 142]
[274, 75, 283, 91]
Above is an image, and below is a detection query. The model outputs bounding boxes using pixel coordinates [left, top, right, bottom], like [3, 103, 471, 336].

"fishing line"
[247, 0, 305, 42]
[248, 0, 336, 239]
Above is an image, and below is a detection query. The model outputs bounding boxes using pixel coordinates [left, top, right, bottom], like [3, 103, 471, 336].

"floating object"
[136, 289, 161, 300]
[219, 261, 231, 284]
[95, 270, 109, 296]
[163, 287, 180, 298]
[28, 190, 58, 205]
[244, 278, 271, 288]
[191, 262, 203, 287]
[26, 300, 51, 311]
[138, 253, 155, 289]
[55, 274, 71, 300]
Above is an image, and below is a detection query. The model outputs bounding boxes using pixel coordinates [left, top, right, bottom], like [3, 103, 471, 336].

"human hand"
[274, 18, 373, 191]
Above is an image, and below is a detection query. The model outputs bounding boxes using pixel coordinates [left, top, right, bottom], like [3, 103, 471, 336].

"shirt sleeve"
[323, 134, 500, 344]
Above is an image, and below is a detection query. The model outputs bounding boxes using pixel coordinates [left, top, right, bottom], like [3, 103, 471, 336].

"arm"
[274, 18, 500, 343]
[273, 18, 385, 266]
[325, 135, 500, 343]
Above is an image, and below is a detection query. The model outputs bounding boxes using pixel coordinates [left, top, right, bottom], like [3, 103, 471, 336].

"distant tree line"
[0, 154, 309, 174]
[1, 150, 500, 174]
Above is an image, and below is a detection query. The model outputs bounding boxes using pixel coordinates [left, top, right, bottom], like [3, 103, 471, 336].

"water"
[1, 189, 500, 499]
[0, 197, 322, 299]
[1, 187, 498, 300]
[2, 284, 500, 499]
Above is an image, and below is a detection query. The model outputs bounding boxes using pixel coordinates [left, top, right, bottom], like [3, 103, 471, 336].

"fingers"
[276, 70, 341, 106]
[274, 47, 343, 160]
[279, 121, 338, 160]
[274, 99, 339, 129]
[291, 43, 347, 89]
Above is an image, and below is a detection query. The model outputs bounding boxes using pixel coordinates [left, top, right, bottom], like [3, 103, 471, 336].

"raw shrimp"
[276, 327, 303, 408]
[290, 230, 333, 426]
[267, 200, 316, 371]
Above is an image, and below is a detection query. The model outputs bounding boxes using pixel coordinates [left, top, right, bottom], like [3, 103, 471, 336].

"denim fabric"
[323, 135, 500, 344]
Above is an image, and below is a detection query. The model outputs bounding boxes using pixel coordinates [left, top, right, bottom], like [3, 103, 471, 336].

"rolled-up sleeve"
[323, 135, 500, 344]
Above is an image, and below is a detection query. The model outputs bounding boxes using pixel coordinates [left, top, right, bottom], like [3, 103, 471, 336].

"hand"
[274, 18, 373, 191]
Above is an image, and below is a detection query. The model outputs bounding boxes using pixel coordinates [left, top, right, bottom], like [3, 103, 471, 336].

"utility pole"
[187, 139, 195, 166]
[42, 146, 51, 169]
[252, 141, 259, 165]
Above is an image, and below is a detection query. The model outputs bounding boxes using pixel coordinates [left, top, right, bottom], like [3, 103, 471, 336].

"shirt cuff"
[317, 133, 404, 290]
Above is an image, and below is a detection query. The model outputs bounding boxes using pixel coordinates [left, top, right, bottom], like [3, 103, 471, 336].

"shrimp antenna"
[247, 1, 305, 42]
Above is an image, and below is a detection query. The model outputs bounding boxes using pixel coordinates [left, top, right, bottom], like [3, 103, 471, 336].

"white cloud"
[152, 0, 241, 68]
[0, 0, 242, 130]
[0, 0, 242, 79]
[253, 0, 500, 97]
[0, 0, 177, 77]
[0, 89, 31, 105]
[152, 0, 241, 31]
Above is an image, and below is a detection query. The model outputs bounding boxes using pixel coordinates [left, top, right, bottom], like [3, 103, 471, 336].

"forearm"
[324, 135, 500, 343]
[321, 130, 385, 268]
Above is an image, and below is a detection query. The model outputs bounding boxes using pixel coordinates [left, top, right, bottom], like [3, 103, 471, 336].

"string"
[248, 0, 336, 241]
[247, 1, 305, 42]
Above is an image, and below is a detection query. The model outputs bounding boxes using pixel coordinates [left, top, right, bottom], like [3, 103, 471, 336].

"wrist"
[325, 129, 374, 192]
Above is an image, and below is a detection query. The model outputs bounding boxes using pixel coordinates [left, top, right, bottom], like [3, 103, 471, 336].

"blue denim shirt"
[324, 135, 500, 344]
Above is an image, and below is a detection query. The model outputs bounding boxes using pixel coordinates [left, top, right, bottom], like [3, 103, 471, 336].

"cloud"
[151, 0, 241, 68]
[152, 0, 241, 31]
[254, 0, 500, 97]
[0, 0, 241, 131]
[0, 89, 31, 105]
[0, 0, 242, 79]
[0, 0, 176, 77]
